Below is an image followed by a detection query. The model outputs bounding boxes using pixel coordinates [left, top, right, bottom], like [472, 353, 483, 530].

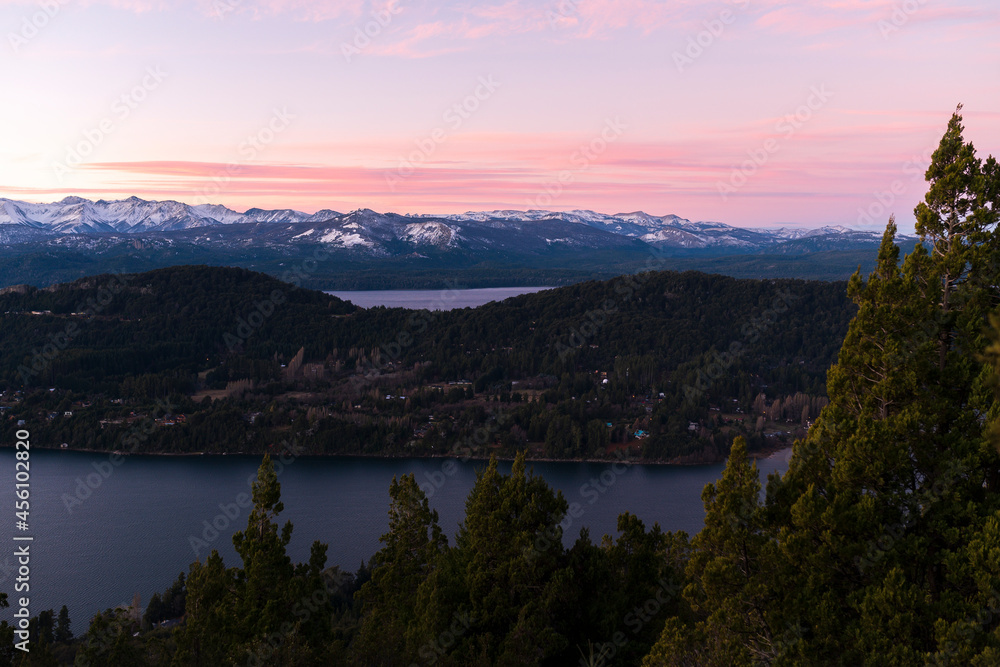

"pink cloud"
[41, 118, 932, 224]
[211, 0, 366, 21]
[753, 0, 999, 36]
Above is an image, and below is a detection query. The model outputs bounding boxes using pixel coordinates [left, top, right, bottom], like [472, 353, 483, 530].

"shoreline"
[3, 442, 795, 467]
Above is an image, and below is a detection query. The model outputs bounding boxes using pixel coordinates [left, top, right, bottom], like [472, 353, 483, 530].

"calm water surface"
[326, 286, 553, 310]
[0, 449, 790, 628]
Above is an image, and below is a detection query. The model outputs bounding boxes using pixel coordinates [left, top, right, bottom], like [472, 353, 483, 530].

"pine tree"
[642, 107, 1000, 665]
[0, 593, 12, 667]
[643, 437, 769, 666]
[55, 606, 71, 643]
[764, 107, 1000, 662]
[174, 455, 335, 666]
[452, 453, 570, 665]
[172, 551, 236, 666]
[231, 454, 296, 643]
[354, 473, 447, 665]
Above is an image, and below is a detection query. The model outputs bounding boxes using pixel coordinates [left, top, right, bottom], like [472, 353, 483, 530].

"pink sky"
[1, 0, 998, 231]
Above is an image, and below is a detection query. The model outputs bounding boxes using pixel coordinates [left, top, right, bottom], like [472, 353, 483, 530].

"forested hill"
[0, 264, 856, 461]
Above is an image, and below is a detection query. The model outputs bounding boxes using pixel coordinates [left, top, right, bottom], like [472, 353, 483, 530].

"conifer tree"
[766, 107, 1000, 662]
[172, 551, 236, 666]
[55, 606, 71, 643]
[232, 454, 296, 641]
[451, 453, 570, 665]
[643, 437, 770, 666]
[643, 106, 1000, 665]
[175, 455, 335, 666]
[0, 593, 12, 667]
[354, 473, 447, 664]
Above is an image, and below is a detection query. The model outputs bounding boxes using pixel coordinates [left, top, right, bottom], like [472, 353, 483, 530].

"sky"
[0, 0, 998, 231]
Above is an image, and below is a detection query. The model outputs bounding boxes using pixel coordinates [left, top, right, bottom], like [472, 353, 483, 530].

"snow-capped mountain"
[0, 196, 255, 234]
[0, 196, 901, 254]
[424, 208, 894, 250]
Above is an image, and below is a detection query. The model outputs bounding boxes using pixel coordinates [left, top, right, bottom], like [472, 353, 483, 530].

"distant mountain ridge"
[0, 196, 903, 251]
[0, 195, 915, 289]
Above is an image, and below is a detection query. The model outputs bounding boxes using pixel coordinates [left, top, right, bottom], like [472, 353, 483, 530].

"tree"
[0, 593, 12, 667]
[231, 454, 296, 642]
[172, 551, 235, 666]
[55, 606, 71, 643]
[597, 513, 684, 666]
[452, 452, 571, 664]
[175, 455, 336, 666]
[644, 437, 770, 666]
[77, 608, 146, 667]
[353, 473, 447, 664]
[762, 107, 1000, 662]
[35, 609, 54, 646]
[642, 107, 1000, 665]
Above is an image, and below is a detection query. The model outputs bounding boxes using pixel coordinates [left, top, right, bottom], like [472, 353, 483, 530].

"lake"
[325, 286, 553, 310]
[0, 449, 791, 629]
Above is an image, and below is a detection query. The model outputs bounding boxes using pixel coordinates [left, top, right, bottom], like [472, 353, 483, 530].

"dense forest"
[3, 108, 1000, 665]
[0, 254, 854, 464]
[0, 237, 910, 291]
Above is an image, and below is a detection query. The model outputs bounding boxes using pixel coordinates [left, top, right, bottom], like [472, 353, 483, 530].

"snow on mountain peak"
[0, 197, 900, 253]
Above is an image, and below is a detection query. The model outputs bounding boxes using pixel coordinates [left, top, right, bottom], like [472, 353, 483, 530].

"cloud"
[45, 117, 930, 217]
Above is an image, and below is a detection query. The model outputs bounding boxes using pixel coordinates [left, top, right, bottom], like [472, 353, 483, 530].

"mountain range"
[0, 196, 911, 288]
[0, 195, 892, 251]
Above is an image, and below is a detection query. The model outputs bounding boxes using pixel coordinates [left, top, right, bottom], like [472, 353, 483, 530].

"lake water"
[326, 286, 553, 310]
[0, 449, 790, 629]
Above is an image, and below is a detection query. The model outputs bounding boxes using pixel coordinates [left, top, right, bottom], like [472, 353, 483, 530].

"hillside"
[0, 264, 855, 462]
